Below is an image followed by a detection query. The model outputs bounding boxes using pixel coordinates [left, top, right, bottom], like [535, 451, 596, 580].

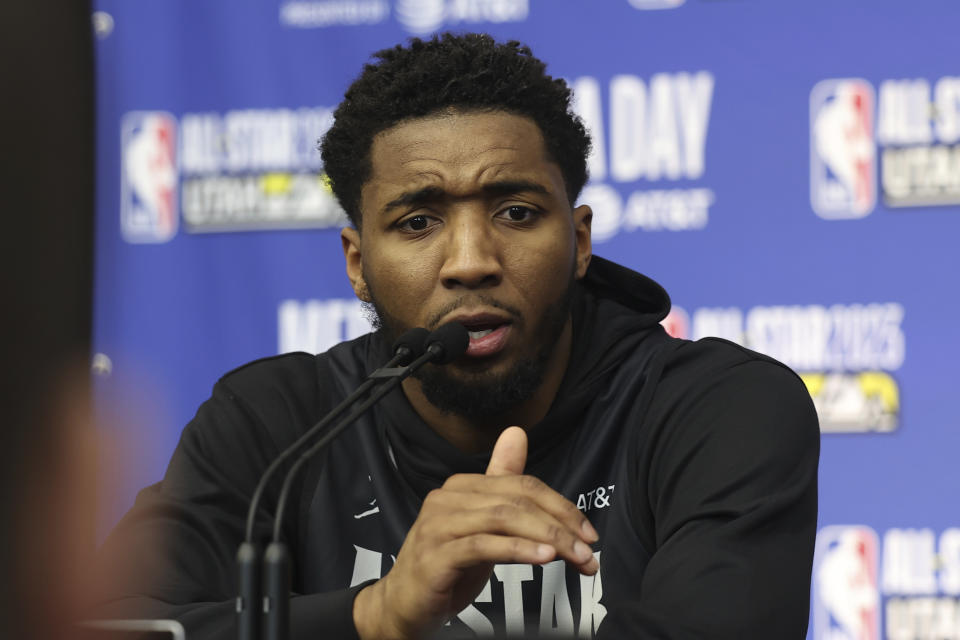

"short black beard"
[414, 332, 554, 419]
[366, 276, 576, 420]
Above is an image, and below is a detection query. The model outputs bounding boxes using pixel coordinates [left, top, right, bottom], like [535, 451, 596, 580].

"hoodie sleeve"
[600, 343, 820, 639]
[90, 363, 366, 640]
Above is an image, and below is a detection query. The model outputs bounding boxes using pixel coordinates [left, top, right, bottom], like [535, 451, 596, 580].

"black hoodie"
[93, 257, 819, 639]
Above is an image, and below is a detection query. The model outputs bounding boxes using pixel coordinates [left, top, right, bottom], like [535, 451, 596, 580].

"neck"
[401, 318, 573, 454]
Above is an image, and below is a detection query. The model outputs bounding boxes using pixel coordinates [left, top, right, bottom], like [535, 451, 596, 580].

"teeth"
[468, 329, 494, 340]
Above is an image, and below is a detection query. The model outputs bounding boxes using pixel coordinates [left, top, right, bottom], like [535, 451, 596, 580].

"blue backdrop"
[92, 1, 960, 637]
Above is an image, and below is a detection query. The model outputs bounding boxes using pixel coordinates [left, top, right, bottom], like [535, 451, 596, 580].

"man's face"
[341, 110, 592, 417]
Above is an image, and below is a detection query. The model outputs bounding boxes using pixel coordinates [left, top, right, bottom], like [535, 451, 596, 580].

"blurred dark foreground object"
[0, 0, 95, 639]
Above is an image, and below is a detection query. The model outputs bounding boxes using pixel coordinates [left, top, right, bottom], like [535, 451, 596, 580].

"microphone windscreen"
[392, 327, 430, 364]
[426, 322, 469, 364]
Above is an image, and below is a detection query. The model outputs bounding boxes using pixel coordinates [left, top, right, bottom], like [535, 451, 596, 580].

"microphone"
[261, 322, 468, 640]
[237, 327, 429, 640]
[424, 320, 470, 364]
[392, 327, 430, 365]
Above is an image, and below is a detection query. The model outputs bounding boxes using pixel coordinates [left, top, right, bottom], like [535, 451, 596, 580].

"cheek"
[505, 233, 575, 300]
[363, 245, 442, 313]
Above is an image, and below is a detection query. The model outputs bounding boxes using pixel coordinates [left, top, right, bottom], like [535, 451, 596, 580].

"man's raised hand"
[353, 426, 599, 639]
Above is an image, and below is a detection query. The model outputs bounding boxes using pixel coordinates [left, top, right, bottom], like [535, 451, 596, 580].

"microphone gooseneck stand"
[237, 327, 429, 640]
[238, 323, 469, 640]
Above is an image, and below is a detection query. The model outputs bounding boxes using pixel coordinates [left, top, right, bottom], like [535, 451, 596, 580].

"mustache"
[426, 295, 523, 329]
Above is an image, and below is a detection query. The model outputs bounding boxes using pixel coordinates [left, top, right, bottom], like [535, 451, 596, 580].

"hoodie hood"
[373, 256, 672, 498]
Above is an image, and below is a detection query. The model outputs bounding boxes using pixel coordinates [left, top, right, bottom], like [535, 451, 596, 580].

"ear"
[572, 204, 593, 279]
[341, 227, 371, 302]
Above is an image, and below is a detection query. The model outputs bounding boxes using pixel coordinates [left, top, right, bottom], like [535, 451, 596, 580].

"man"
[95, 33, 819, 638]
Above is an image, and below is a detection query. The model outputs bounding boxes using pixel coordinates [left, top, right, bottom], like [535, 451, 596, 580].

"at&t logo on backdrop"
[572, 71, 716, 242]
[279, 0, 528, 32]
[120, 111, 179, 243]
[394, 0, 528, 34]
[810, 79, 877, 220]
[394, 0, 446, 33]
[626, 0, 685, 9]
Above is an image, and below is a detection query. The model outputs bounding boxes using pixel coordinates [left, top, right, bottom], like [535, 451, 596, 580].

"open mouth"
[465, 326, 497, 340]
[459, 320, 512, 358]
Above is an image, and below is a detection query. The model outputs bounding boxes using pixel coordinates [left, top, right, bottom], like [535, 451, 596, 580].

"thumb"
[485, 426, 527, 476]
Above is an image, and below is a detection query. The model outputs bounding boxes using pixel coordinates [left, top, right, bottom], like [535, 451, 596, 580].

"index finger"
[485, 426, 527, 476]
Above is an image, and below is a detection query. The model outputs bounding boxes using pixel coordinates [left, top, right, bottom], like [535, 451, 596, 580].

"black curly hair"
[320, 32, 592, 229]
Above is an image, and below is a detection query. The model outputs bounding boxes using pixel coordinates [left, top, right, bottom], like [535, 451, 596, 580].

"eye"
[498, 205, 538, 223]
[396, 214, 438, 233]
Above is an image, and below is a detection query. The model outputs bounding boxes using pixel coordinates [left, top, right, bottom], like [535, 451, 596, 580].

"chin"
[415, 353, 546, 419]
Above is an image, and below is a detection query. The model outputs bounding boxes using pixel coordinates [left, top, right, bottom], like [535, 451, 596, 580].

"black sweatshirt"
[92, 257, 820, 639]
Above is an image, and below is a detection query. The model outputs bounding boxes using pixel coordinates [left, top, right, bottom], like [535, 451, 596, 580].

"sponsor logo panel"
[811, 75, 960, 217]
[119, 107, 347, 241]
[121, 111, 179, 243]
[878, 77, 960, 207]
[572, 72, 715, 242]
[666, 302, 904, 433]
[813, 526, 960, 640]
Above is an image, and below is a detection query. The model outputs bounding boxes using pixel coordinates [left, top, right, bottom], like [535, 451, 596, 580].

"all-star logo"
[350, 545, 608, 637]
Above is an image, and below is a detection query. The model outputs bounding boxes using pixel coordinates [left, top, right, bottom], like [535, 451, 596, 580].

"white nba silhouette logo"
[810, 79, 877, 219]
[120, 111, 179, 243]
[813, 525, 880, 640]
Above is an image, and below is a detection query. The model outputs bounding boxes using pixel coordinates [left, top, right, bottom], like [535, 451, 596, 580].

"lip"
[440, 310, 514, 359]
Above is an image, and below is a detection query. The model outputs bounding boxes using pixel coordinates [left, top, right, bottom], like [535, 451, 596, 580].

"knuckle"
[490, 503, 514, 522]
[546, 524, 564, 544]
[442, 474, 464, 489]
[520, 475, 543, 493]
[408, 517, 431, 540]
[511, 495, 533, 511]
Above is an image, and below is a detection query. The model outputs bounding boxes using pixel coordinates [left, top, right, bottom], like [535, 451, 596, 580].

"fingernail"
[581, 519, 599, 542]
[574, 540, 592, 562]
[536, 544, 554, 560]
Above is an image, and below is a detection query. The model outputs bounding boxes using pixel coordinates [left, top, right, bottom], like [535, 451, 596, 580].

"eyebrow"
[381, 179, 551, 215]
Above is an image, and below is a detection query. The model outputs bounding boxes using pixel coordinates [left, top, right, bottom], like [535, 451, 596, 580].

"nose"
[438, 213, 503, 290]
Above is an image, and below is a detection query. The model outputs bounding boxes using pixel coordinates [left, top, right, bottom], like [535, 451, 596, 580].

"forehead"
[361, 110, 563, 214]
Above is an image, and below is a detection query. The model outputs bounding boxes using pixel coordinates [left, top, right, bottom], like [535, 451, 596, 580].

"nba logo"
[660, 306, 690, 339]
[120, 111, 178, 243]
[810, 79, 876, 219]
[812, 525, 880, 640]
